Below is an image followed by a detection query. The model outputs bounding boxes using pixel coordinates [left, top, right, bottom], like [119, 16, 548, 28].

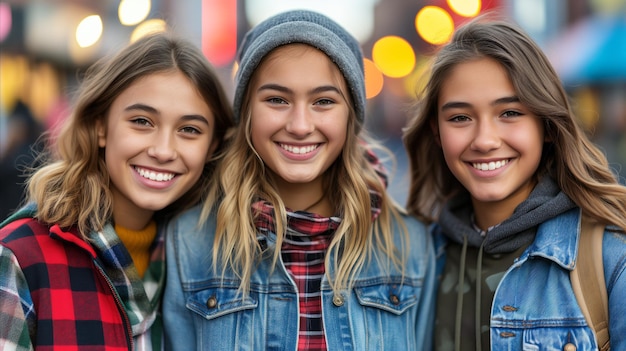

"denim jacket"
[434, 208, 626, 350]
[163, 204, 436, 350]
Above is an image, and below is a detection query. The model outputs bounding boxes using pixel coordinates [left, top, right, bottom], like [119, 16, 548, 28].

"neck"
[274, 176, 332, 216]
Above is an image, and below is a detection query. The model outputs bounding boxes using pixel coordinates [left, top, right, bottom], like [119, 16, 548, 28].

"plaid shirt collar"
[252, 188, 383, 235]
[88, 222, 165, 349]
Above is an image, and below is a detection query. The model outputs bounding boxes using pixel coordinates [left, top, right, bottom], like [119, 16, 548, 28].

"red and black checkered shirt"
[252, 190, 382, 351]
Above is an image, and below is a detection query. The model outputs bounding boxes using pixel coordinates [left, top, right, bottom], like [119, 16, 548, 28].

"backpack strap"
[570, 214, 610, 351]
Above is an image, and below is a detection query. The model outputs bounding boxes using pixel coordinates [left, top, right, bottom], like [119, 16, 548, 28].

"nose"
[147, 132, 178, 162]
[470, 119, 501, 152]
[285, 105, 314, 137]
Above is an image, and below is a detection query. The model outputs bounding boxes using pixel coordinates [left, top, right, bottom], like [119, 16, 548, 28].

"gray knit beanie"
[233, 10, 366, 124]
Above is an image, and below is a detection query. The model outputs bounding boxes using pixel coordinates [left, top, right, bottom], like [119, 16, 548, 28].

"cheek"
[438, 128, 466, 159]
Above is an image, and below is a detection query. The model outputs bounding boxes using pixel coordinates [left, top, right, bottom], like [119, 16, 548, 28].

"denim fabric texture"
[162, 204, 437, 350]
[433, 208, 626, 350]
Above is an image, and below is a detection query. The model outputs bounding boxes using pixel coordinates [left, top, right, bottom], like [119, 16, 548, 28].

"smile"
[279, 143, 319, 154]
[135, 166, 175, 181]
[472, 159, 509, 171]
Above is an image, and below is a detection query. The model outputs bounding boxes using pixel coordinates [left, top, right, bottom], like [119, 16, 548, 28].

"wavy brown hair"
[27, 32, 234, 237]
[403, 16, 626, 233]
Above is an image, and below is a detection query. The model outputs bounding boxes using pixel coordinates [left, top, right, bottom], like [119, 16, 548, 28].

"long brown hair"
[403, 17, 626, 233]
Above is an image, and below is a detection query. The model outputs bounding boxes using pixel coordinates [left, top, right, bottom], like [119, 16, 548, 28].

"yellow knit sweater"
[115, 220, 157, 277]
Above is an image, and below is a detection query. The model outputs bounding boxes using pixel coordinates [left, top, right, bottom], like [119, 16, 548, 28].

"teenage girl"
[163, 10, 436, 351]
[0, 32, 234, 350]
[403, 17, 626, 351]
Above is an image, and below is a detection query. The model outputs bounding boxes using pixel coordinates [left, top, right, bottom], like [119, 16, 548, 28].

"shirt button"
[563, 343, 576, 351]
[389, 294, 400, 305]
[206, 296, 217, 309]
[332, 295, 344, 307]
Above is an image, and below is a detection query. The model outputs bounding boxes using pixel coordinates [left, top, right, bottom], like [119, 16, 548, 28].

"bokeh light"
[0, 3, 11, 42]
[403, 56, 432, 98]
[130, 19, 167, 43]
[119, 0, 151, 26]
[244, 0, 377, 43]
[75, 15, 103, 48]
[0, 56, 28, 113]
[202, 0, 237, 66]
[372, 36, 416, 78]
[416, 6, 454, 45]
[363, 58, 384, 99]
[447, 0, 481, 17]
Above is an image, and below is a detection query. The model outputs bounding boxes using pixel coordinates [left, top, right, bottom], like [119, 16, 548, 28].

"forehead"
[438, 58, 515, 102]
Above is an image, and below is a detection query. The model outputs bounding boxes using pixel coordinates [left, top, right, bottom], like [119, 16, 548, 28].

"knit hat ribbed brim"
[233, 10, 366, 125]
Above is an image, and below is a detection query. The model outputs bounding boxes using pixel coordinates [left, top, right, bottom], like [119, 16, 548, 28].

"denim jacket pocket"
[186, 287, 258, 320]
[354, 283, 420, 315]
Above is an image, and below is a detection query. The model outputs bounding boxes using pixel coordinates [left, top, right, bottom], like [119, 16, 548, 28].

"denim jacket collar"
[520, 208, 580, 270]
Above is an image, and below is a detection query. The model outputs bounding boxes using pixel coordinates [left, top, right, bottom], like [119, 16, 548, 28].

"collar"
[520, 208, 581, 270]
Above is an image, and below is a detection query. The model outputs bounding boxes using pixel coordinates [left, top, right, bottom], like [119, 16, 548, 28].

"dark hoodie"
[433, 176, 576, 351]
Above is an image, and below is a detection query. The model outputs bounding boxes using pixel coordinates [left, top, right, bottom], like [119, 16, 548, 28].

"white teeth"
[135, 167, 175, 181]
[472, 159, 509, 171]
[279, 143, 318, 154]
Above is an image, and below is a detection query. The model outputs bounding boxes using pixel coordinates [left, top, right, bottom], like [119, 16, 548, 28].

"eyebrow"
[124, 103, 210, 125]
[440, 96, 520, 111]
[257, 83, 342, 95]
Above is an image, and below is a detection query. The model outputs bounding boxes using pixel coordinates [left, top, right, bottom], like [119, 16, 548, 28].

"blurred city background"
[0, 0, 625, 218]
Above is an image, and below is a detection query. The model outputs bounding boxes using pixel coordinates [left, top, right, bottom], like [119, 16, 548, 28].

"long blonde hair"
[202, 46, 408, 296]
[27, 33, 234, 237]
[403, 17, 626, 233]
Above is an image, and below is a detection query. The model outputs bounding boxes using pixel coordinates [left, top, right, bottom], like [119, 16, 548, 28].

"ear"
[96, 118, 106, 147]
[430, 118, 441, 147]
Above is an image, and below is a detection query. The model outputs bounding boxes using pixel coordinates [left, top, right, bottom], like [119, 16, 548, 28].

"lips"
[134, 166, 175, 181]
[472, 159, 509, 171]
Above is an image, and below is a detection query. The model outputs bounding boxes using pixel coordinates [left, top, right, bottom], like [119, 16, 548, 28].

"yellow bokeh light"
[363, 58, 384, 99]
[372, 36, 416, 78]
[130, 19, 167, 43]
[416, 6, 454, 45]
[404, 56, 432, 99]
[75, 15, 103, 48]
[448, 0, 481, 17]
[119, 0, 151, 26]
[0, 55, 28, 113]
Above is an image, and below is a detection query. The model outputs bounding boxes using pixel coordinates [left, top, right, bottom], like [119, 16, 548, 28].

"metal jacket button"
[390, 294, 400, 305]
[563, 343, 576, 351]
[332, 295, 344, 306]
[206, 296, 217, 309]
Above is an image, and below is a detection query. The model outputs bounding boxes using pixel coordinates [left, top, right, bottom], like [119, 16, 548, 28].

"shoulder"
[0, 216, 47, 244]
[393, 212, 434, 261]
[392, 212, 428, 240]
[166, 203, 217, 255]
[602, 227, 626, 291]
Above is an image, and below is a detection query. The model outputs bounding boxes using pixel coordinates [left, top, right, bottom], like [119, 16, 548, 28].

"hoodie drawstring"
[475, 242, 485, 351]
[454, 235, 468, 351]
[454, 235, 486, 351]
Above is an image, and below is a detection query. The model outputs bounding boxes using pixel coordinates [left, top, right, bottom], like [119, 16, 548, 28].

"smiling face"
[435, 57, 545, 227]
[97, 70, 217, 229]
[249, 44, 349, 195]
